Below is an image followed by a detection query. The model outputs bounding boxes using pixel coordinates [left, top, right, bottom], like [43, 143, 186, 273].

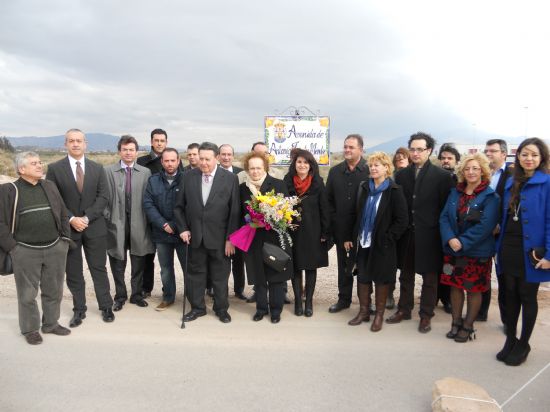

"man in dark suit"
[386, 132, 454, 333]
[479, 138, 512, 324]
[218, 144, 247, 300]
[46, 129, 115, 326]
[137, 128, 182, 298]
[326, 134, 370, 313]
[175, 142, 240, 323]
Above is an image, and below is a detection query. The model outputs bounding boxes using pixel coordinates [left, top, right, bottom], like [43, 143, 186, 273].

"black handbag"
[262, 242, 291, 272]
[1, 182, 18, 276]
[528, 247, 547, 268]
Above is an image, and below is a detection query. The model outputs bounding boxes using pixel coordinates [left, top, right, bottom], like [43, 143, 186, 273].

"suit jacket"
[46, 156, 108, 240]
[104, 162, 154, 259]
[174, 167, 240, 251]
[395, 161, 454, 273]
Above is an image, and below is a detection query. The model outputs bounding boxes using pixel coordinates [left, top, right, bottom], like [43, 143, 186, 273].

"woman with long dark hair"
[439, 153, 499, 342]
[283, 149, 330, 317]
[496, 137, 550, 365]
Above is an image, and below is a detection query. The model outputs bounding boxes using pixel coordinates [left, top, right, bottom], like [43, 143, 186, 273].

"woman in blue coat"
[439, 153, 500, 343]
[495, 137, 550, 366]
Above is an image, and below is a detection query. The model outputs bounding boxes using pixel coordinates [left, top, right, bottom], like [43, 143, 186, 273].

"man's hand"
[448, 238, 462, 252]
[70, 217, 88, 232]
[163, 223, 174, 234]
[225, 240, 235, 257]
[535, 257, 550, 270]
[343, 241, 353, 252]
[180, 231, 191, 244]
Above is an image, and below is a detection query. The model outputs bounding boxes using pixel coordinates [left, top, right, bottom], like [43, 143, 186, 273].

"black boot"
[292, 277, 303, 316]
[496, 336, 518, 362]
[504, 340, 531, 366]
[304, 271, 316, 317]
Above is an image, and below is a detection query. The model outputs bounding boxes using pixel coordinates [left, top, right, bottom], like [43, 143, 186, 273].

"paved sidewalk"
[0, 291, 549, 411]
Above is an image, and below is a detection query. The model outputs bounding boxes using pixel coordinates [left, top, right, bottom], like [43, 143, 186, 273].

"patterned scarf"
[359, 178, 390, 247]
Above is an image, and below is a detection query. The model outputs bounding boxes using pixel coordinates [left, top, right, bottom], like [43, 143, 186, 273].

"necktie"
[125, 167, 132, 194]
[203, 174, 211, 183]
[76, 161, 84, 193]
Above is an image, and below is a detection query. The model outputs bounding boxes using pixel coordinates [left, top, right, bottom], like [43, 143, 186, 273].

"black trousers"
[66, 234, 113, 312]
[187, 244, 230, 313]
[335, 242, 355, 304]
[231, 250, 245, 294]
[142, 252, 156, 293]
[256, 281, 285, 317]
[397, 237, 438, 318]
[109, 253, 146, 303]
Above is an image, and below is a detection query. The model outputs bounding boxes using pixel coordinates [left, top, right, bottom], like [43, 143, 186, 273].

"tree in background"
[0, 137, 15, 153]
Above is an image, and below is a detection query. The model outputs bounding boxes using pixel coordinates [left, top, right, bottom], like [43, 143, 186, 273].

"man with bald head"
[47, 129, 115, 327]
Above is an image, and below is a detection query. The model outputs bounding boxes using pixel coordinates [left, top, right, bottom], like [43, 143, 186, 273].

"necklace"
[513, 202, 521, 222]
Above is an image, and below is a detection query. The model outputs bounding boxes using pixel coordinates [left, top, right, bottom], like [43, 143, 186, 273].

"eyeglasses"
[408, 148, 428, 153]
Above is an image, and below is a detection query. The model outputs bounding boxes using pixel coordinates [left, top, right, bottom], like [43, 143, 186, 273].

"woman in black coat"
[239, 152, 292, 323]
[349, 152, 409, 331]
[283, 149, 330, 317]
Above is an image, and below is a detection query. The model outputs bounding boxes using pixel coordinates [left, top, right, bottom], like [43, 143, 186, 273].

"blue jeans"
[156, 242, 187, 303]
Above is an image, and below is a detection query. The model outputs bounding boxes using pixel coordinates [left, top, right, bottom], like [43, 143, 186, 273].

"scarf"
[359, 178, 391, 247]
[245, 172, 267, 197]
[293, 174, 313, 196]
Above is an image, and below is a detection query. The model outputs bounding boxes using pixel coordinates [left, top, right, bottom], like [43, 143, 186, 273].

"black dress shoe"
[328, 301, 350, 313]
[271, 315, 281, 323]
[69, 312, 86, 328]
[112, 301, 124, 312]
[183, 309, 207, 322]
[246, 293, 257, 303]
[102, 308, 115, 323]
[217, 311, 232, 323]
[235, 292, 248, 301]
[253, 312, 265, 321]
[131, 299, 148, 307]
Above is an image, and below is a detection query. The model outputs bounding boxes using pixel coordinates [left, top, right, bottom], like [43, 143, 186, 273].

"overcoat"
[283, 173, 330, 270]
[352, 179, 409, 283]
[394, 161, 454, 274]
[496, 171, 550, 283]
[239, 175, 293, 285]
[104, 162, 154, 259]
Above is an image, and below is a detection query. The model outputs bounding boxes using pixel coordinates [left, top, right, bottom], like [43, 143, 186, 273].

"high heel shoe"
[454, 327, 476, 343]
[446, 320, 463, 339]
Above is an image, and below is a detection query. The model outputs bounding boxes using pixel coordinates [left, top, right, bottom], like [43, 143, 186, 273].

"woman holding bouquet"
[495, 138, 550, 366]
[239, 152, 293, 323]
[349, 152, 408, 331]
[284, 149, 330, 317]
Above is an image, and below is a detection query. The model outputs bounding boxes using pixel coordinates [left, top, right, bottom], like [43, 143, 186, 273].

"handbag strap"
[10, 182, 18, 234]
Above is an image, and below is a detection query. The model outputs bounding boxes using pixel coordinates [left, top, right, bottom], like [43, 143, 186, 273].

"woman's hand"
[448, 238, 462, 252]
[535, 257, 550, 270]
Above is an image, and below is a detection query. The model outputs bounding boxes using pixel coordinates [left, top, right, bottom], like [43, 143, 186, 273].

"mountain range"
[7, 133, 123, 151]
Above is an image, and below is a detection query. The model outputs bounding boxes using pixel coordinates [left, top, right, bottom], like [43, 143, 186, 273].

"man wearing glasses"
[387, 132, 454, 333]
[478, 139, 511, 326]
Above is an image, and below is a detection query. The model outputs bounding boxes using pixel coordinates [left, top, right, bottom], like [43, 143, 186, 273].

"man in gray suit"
[104, 135, 154, 311]
[175, 142, 240, 323]
[46, 129, 114, 326]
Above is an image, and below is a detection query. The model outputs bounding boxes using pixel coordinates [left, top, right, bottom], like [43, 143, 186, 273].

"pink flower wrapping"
[229, 225, 257, 252]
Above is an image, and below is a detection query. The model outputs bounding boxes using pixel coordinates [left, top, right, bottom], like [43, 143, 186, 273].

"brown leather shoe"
[155, 301, 174, 311]
[385, 310, 411, 324]
[42, 325, 71, 336]
[418, 317, 432, 333]
[371, 284, 389, 332]
[25, 331, 43, 345]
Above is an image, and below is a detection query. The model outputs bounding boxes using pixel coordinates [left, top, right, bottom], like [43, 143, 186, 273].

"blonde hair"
[456, 152, 491, 183]
[367, 151, 394, 177]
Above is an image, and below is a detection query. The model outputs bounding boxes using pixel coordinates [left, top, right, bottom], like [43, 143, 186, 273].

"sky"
[1, 0, 549, 151]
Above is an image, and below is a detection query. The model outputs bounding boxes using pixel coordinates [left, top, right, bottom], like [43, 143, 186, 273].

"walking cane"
[181, 242, 189, 329]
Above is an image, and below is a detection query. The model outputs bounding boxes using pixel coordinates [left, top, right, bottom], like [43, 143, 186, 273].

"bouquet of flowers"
[229, 190, 300, 252]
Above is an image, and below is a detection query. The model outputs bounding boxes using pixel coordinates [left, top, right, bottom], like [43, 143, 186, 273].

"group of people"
[0, 129, 548, 368]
